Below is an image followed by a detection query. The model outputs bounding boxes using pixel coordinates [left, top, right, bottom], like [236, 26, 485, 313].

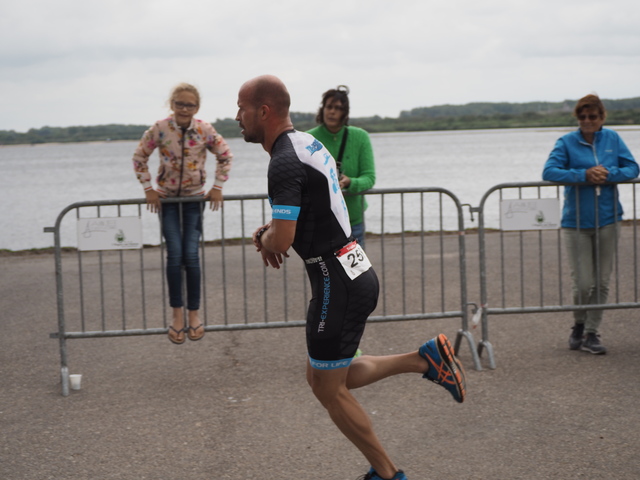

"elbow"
[542, 166, 556, 182]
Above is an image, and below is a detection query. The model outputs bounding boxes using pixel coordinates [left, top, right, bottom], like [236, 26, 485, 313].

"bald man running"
[236, 75, 466, 480]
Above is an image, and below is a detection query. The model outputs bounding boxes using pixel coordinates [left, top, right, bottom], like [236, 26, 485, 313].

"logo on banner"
[500, 199, 560, 231]
[77, 217, 143, 251]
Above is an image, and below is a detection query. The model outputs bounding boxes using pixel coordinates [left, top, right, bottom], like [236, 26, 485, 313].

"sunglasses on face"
[578, 114, 600, 121]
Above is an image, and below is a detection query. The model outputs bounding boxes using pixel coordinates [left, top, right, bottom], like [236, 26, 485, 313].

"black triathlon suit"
[268, 130, 379, 369]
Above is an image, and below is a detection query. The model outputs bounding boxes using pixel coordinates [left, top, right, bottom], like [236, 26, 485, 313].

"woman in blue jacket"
[543, 94, 638, 354]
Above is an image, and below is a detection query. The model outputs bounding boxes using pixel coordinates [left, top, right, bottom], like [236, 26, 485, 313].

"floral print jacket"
[133, 116, 233, 197]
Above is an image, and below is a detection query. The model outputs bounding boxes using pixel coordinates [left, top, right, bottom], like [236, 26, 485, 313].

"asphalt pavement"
[1, 249, 639, 480]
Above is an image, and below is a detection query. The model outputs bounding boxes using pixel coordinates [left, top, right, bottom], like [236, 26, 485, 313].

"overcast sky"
[2, 0, 639, 132]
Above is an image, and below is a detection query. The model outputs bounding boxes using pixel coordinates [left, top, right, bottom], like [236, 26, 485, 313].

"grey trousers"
[563, 222, 620, 334]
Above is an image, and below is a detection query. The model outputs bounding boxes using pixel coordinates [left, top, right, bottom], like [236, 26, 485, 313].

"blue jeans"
[351, 222, 366, 249]
[563, 222, 619, 334]
[161, 201, 203, 310]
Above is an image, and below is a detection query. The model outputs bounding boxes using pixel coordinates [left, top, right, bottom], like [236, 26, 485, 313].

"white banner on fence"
[77, 217, 143, 251]
[500, 198, 560, 231]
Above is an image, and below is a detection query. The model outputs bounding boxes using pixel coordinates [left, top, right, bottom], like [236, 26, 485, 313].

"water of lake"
[2, 126, 639, 251]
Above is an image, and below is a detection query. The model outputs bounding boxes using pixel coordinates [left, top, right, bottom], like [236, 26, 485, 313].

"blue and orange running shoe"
[419, 333, 466, 403]
[358, 467, 407, 480]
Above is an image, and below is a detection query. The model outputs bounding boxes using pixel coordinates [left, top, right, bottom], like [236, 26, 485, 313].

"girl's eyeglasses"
[174, 101, 198, 111]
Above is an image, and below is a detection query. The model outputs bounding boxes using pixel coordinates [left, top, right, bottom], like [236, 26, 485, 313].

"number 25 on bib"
[335, 241, 372, 280]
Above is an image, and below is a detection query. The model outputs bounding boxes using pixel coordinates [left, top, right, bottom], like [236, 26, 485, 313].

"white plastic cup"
[69, 374, 82, 390]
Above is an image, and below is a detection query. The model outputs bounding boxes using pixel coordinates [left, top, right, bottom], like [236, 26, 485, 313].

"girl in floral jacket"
[133, 83, 233, 344]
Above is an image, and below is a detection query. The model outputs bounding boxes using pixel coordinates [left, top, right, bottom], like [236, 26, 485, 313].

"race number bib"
[335, 241, 372, 280]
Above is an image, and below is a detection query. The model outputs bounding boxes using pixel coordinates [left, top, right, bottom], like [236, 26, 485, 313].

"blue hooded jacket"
[542, 128, 638, 228]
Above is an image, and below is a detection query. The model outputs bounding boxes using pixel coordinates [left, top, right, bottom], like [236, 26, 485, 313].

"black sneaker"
[580, 332, 607, 354]
[568, 323, 584, 350]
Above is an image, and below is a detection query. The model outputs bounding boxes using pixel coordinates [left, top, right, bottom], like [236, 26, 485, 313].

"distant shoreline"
[3, 97, 639, 145]
[2, 124, 640, 148]
[0, 139, 136, 148]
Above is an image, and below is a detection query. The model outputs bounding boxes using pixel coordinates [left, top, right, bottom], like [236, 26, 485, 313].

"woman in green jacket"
[308, 86, 376, 248]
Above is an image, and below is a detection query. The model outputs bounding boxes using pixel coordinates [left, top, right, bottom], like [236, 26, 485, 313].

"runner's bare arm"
[259, 218, 296, 254]
[255, 219, 295, 268]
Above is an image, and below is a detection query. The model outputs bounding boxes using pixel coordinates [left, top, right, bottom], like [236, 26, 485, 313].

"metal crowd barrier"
[46, 188, 479, 396]
[474, 180, 640, 368]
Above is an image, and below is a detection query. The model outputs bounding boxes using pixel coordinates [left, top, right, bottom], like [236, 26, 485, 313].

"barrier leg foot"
[477, 340, 496, 370]
[455, 329, 483, 372]
[61, 366, 70, 397]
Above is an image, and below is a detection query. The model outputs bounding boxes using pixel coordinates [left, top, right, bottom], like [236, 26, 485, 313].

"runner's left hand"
[260, 249, 288, 269]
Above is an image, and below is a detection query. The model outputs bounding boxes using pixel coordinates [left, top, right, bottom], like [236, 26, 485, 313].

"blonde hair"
[168, 82, 201, 106]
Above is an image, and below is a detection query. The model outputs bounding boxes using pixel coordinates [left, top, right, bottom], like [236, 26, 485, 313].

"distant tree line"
[399, 97, 640, 118]
[0, 124, 150, 146]
[2, 98, 639, 145]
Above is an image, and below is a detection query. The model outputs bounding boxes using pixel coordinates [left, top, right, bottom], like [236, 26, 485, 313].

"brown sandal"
[168, 325, 186, 345]
[187, 324, 205, 341]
